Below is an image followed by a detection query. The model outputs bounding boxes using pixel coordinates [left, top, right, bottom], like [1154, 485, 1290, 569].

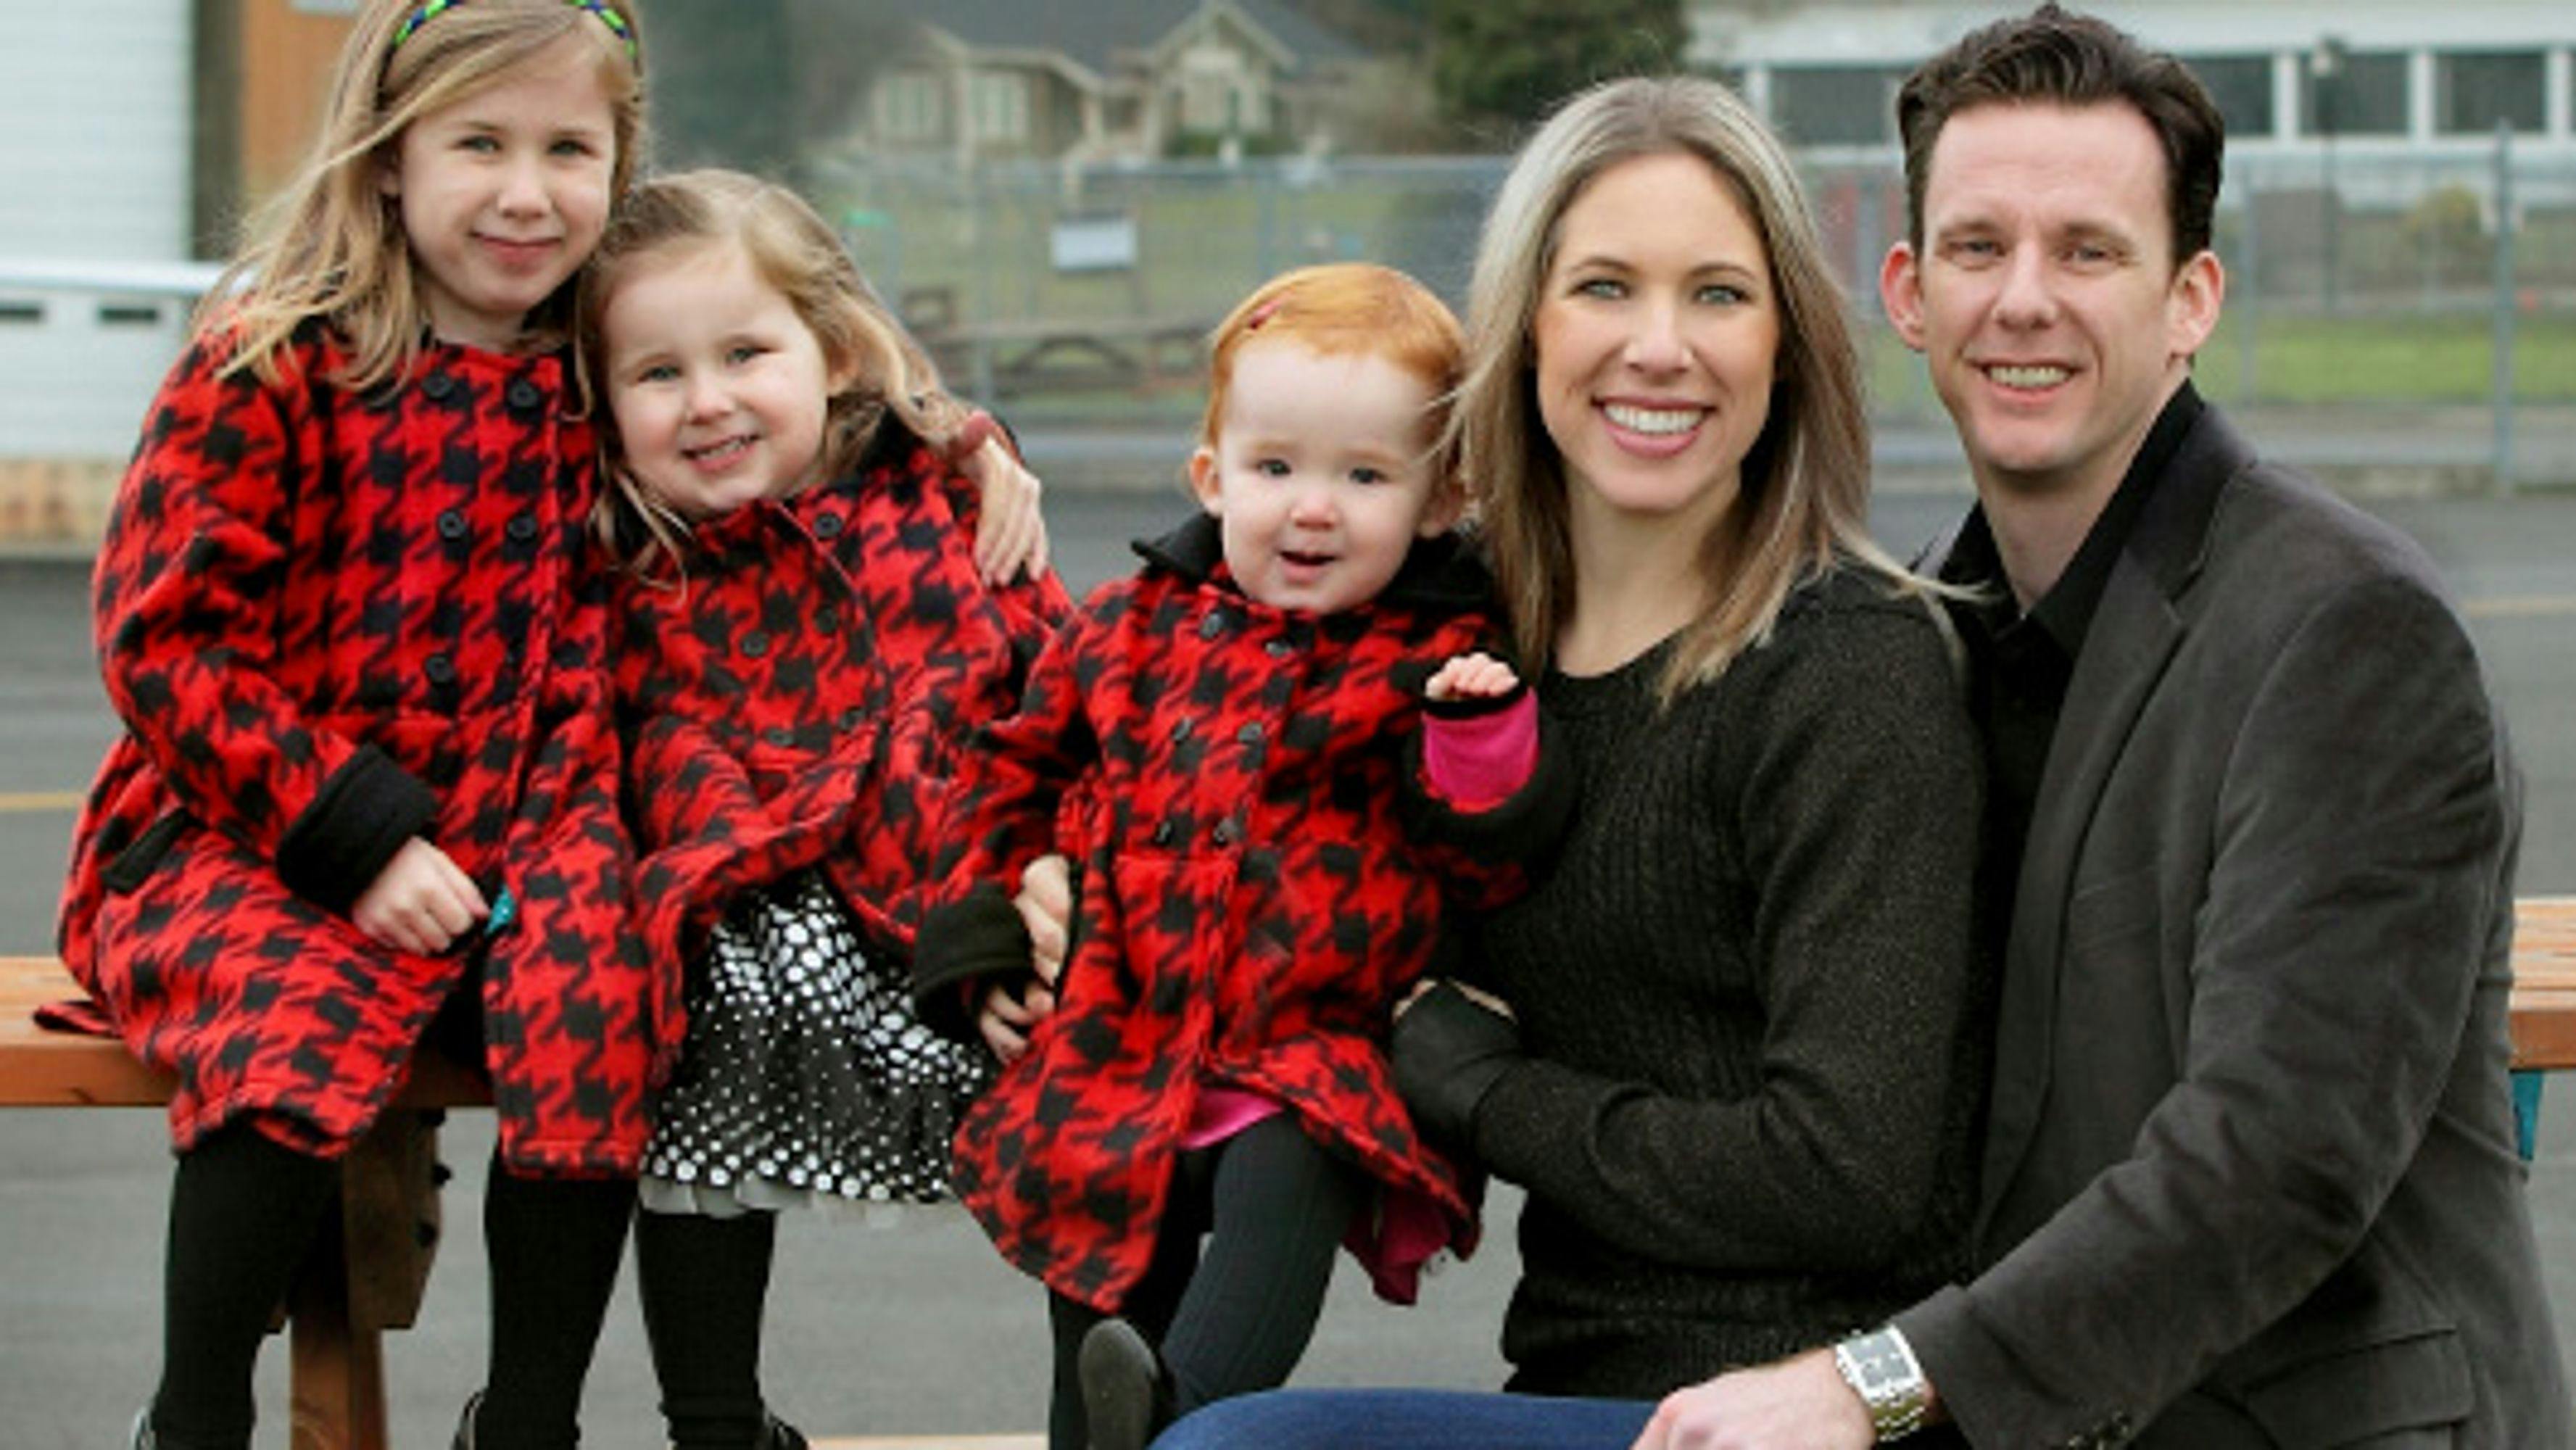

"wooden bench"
[2510, 895, 2576, 1070]
[0, 955, 482, 1450]
[9, 900, 2576, 1446]
[919, 315, 1210, 400]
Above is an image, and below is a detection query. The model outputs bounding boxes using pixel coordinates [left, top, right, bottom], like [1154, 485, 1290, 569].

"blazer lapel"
[1972, 402, 2248, 1239]
[1976, 562, 2181, 1227]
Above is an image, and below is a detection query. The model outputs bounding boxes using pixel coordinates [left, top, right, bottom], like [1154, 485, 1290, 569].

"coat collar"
[2112, 383, 2251, 607]
[1132, 511, 1492, 615]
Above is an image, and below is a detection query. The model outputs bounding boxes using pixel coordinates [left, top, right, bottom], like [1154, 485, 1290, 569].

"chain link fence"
[816, 136, 2576, 489]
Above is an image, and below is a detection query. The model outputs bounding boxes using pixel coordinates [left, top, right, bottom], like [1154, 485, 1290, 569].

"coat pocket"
[2211, 1247, 2472, 1449]
[101, 810, 189, 895]
[2228, 1326, 2469, 1448]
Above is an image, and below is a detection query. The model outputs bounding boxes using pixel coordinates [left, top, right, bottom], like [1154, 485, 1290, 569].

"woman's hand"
[951, 413, 1049, 586]
[1425, 651, 1523, 705]
[1391, 979, 1523, 1151]
[349, 839, 486, 956]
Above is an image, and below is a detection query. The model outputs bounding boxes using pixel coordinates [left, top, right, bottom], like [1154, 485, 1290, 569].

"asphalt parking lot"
[4, 478, 2575, 1447]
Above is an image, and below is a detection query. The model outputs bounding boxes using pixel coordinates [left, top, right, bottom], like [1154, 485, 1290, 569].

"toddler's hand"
[1425, 652, 1521, 704]
[1013, 853, 1074, 990]
[350, 839, 486, 956]
[977, 978, 1056, 1064]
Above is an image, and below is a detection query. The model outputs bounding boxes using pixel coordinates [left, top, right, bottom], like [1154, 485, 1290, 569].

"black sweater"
[1465, 564, 1992, 1399]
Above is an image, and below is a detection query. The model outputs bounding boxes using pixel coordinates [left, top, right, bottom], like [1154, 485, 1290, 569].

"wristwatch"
[1832, 1327, 1932, 1441]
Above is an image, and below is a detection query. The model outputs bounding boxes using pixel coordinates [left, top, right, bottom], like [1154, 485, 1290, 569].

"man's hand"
[350, 838, 486, 956]
[1631, 1351, 1874, 1450]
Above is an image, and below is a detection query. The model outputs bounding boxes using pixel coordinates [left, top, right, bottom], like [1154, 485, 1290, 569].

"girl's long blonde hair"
[1457, 75, 1920, 700]
[577, 168, 966, 583]
[205, 0, 649, 389]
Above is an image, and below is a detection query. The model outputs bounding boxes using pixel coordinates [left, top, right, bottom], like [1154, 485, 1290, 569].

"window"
[2187, 55, 2274, 139]
[874, 71, 943, 143]
[98, 303, 162, 327]
[2437, 51, 2545, 136]
[0, 300, 41, 324]
[969, 72, 1030, 144]
[1770, 66, 1902, 147]
[2301, 49, 2407, 136]
[1177, 46, 1251, 134]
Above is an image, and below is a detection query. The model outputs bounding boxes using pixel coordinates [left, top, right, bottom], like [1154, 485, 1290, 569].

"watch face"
[1837, 1330, 1930, 1436]
[1855, 1338, 1906, 1380]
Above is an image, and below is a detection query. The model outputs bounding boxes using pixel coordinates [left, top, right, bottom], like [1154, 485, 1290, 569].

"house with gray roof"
[857, 0, 1368, 165]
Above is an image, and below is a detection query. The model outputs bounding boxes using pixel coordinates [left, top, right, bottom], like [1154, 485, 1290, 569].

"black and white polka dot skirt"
[639, 870, 994, 1217]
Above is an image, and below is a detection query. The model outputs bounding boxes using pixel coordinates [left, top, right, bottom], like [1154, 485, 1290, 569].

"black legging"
[147, 980, 634, 1450]
[1045, 1114, 1366, 1450]
[634, 1205, 781, 1450]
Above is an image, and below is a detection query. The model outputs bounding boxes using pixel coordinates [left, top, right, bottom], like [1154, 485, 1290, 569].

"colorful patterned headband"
[390, 0, 638, 64]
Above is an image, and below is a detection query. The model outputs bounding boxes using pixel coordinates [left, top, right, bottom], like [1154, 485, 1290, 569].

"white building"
[1691, 1, 2576, 162]
[0, 0, 203, 538]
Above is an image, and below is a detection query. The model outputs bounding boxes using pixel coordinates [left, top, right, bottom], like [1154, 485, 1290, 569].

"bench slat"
[0, 956, 487, 1106]
[9, 906, 2576, 1098]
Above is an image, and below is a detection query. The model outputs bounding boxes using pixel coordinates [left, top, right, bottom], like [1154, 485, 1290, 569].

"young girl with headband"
[60, 3, 654, 1446]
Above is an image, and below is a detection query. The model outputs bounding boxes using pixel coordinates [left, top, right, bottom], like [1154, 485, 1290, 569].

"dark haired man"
[1637, 5, 2569, 1446]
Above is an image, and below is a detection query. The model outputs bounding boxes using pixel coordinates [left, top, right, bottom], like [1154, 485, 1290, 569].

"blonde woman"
[1150, 73, 1986, 1450]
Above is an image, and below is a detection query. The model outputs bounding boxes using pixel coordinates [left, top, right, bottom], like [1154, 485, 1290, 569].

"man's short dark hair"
[1897, 2, 2225, 267]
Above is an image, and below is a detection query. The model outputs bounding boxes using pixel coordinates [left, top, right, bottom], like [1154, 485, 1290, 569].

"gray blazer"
[1897, 403, 2571, 1449]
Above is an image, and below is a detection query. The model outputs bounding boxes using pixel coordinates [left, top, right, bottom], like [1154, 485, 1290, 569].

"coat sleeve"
[92, 331, 434, 913]
[1466, 602, 1987, 1270]
[1897, 570, 2511, 1446]
[622, 710, 765, 856]
[911, 596, 1106, 1027]
[1401, 688, 1576, 903]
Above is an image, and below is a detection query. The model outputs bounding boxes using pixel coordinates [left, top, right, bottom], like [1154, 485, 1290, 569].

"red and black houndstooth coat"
[59, 326, 655, 1176]
[917, 513, 1538, 1314]
[613, 421, 1069, 977]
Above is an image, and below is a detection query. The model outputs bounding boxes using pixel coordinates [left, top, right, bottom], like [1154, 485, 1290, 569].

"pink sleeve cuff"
[1422, 691, 1539, 812]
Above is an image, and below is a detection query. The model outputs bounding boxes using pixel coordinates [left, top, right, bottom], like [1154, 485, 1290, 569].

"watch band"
[1833, 1327, 1932, 1441]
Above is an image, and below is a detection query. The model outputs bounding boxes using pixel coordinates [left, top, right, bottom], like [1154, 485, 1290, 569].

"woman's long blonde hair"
[1456, 75, 1916, 700]
[205, 0, 649, 389]
[578, 168, 966, 583]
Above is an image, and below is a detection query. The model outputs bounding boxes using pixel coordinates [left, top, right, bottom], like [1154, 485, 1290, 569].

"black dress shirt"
[1942, 382, 2206, 901]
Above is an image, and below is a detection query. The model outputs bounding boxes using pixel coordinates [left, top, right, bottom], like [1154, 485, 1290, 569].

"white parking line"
[2465, 594, 2576, 619]
[0, 792, 83, 813]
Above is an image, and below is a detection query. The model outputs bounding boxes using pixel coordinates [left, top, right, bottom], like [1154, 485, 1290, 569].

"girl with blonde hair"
[582, 167, 1062, 1450]
[61, 2, 658, 1446]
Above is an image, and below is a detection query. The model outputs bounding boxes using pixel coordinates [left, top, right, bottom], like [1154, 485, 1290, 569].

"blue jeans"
[1149, 1388, 1654, 1450]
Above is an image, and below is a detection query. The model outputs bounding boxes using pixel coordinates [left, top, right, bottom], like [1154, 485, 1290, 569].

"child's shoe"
[1078, 1317, 1173, 1450]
